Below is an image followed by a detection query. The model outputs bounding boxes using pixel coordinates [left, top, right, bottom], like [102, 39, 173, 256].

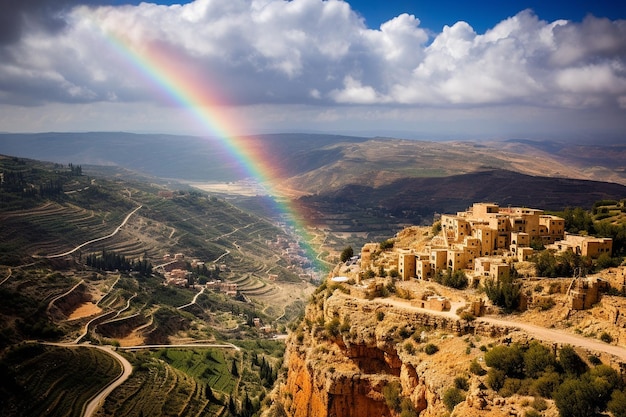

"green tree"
[608, 389, 626, 417]
[483, 275, 521, 313]
[554, 378, 597, 417]
[558, 345, 588, 377]
[340, 246, 354, 263]
[484, 344, 524, 377]
[524, 341, 556, 378]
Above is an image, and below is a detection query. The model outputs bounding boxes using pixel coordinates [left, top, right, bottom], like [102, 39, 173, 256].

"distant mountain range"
[1, 132, 624, 238]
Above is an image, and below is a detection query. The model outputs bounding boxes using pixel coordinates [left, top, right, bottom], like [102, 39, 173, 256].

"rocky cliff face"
[274, 283, 476, 417]
[269, 279, 554, 417]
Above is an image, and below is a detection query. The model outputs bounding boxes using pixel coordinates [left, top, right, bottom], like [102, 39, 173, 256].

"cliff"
[271, 280, 529, 417]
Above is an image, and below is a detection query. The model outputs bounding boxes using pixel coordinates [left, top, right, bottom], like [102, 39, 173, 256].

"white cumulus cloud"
[0, 0, 625, 134]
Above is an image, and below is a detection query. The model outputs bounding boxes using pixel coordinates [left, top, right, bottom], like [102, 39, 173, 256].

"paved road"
[83, 345, 133, 417]
[118, 343, 241, 351]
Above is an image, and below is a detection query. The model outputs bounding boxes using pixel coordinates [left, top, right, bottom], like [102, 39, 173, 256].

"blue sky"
[0, 0, 625, 141]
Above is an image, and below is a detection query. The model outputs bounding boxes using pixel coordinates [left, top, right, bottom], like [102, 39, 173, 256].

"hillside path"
[477, 316, 626, 361]
[379, 295, 626, 361]
[39, 205, 142, 258]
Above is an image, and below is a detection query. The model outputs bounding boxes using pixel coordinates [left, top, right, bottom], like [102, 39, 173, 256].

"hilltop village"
[338, 202, 617, 311]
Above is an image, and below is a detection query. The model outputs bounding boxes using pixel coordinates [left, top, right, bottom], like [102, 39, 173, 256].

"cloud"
[0, 0, 625, 117]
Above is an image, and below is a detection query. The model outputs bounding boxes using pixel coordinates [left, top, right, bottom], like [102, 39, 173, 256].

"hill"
[0, 155, 316, 417]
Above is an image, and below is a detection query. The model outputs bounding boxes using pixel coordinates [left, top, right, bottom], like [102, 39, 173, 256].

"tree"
[483, 275, 521, 312]
[608, 389, 626, 417]
[554, 378, 597, 417]
[231, 360, 239, 377]
[484, 344, 524, 377]
[524, 341, 556, 378]
[558, 345, 588, 377]
[340, 246, 354, 263]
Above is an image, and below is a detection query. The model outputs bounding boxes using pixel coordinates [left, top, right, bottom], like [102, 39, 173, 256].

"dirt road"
[478, 316, 626, 361]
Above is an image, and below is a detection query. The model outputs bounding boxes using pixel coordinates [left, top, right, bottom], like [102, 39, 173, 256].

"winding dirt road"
[40, 205, 142, 258]
[477, 316, 626, 361]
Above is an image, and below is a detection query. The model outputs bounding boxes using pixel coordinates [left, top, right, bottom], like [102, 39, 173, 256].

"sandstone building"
[392, 203, 611, 282]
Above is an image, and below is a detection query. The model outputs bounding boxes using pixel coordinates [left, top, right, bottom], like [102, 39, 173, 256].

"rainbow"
[92, 14, 325, 274]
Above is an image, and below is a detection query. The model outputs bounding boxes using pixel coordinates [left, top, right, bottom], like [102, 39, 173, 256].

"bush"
[531, 371, 560, 398]
[380, 239, 394, 250]
[376, 311, 385, 321]
[524, 341, 556, 379]
[487, 368, 506, 391]
[554, 378, 596, 417]
[600, 332, 614, 343]
[443, 387, 465, 412]
[424, 343, 439, 355]
[460, 311, 475, 321]
[382, 381, 401, 412]
[325, 317, 341, 337]
[531, 396, 548, 411]
[608, 389, 626, 417]
[499, 378, 522, 397]
[483, 275, 521, 312]
[485, 344, 524, 377]
[454, 376, 469, 391]
[340, 246, 354, 263]
[469, 359, 486, 376]
[559, 345, 588, 376]
[588, 355, 602, 365]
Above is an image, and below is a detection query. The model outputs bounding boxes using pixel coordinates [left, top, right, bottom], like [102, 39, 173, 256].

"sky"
[0, 0, 625, 141]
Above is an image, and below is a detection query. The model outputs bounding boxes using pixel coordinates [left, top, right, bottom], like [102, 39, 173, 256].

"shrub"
[469, 359, 486, 376]
[485, 344, 524, 377]
[554, 378, 597, 417]
[559, 345, 588, 376]
[524, 341, 557, 379]
[531, 396, 548, 411]
[454, 376, 469, 390]
[424, 343, 439, 355]
[499, 378, 522, 397]
[380, 239, 394, 250]
[600, 332, 614, 343]
[404, 341, 415, 355]
[382, 381, 401, 412]
[486, 368, 506, 391]
[340, 246, 354, 263]
[608, 389, 626, 417]
[460, 311, 475, 321]
[483, 275, 521, 312]
[588, 355, 602, 365]
[531, 371, 560, 398]
[443, 387, 465, 412]
[325, 317, 341, 337]
[376, 311, 385, 321]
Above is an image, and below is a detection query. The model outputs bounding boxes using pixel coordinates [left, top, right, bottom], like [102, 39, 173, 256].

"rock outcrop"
[275, 284, 473, 417]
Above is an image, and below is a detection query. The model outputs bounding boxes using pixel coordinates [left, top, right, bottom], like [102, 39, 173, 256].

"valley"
[0, 133, 625, 417]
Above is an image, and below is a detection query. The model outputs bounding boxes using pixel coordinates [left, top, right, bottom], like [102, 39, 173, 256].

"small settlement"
[359, 202, 614, 310]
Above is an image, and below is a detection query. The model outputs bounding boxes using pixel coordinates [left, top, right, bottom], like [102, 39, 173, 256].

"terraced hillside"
[0, 155, 316, 417]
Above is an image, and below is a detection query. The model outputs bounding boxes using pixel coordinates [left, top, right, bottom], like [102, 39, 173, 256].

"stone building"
[398, 202, 565, 281]
[548, 234, 613, 259]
